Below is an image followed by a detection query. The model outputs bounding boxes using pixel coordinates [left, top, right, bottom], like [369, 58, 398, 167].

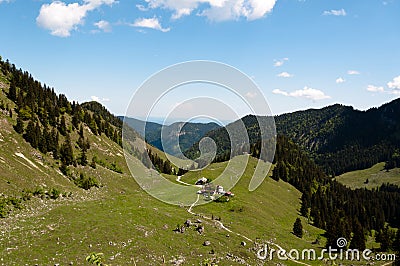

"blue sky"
[0, 0, 399, 122]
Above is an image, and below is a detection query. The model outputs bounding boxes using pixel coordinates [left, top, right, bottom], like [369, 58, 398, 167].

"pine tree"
[325, 214, 349, 249]
[59, 115, 67, 136]
[293, 218, 303, 238]
[34, 122, 41, 148]
[72, 113, 80, 129]
[60, 134, 74, 166]
[79, 124, 84, 138]
[23, 120, 38, 148]
[300, 191, 311, 217]
[8, 82, 17, 102]
[349, 220, 366, 250]
[14, 116, 24, 134]
[376, 225, 394, 251]
[79, 149, 88, 166]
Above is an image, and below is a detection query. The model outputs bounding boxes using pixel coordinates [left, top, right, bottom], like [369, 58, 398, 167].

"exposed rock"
[180, 226, 185, 234]
[184, 219, 191, 227]
[241, 241, 246, 246]
[197, 224, 204, 234]
[203, 240, 211, 246]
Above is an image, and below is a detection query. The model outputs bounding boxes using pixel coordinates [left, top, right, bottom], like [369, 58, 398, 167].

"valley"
[0, 57, 399, 265]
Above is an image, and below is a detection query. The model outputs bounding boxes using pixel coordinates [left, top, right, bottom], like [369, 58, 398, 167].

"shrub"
[33, 187, 44, 196]
[49, 188, 61, 199]
[74, 173, 99, 190]
[109, 161, 123, 174]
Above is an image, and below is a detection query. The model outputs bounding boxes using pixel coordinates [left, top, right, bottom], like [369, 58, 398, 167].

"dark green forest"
[267, 135, 400, 252]
[1, 59, 123, 173]
[122, 116, 221, 157]
[186, 102, 400, 176]
[1, 56, 400, 261]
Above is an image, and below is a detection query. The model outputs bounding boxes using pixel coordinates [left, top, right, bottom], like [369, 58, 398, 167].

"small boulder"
[180, 226, 185, 234]
[197, 225, 204, 234]
[184, 219, 192, 227]
[203, 241, 211, 246]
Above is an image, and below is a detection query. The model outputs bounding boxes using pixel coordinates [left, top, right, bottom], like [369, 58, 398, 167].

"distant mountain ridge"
[185, 99, 400, 175]
[276, 99, 400, 174]
[121, 116, 221, 157]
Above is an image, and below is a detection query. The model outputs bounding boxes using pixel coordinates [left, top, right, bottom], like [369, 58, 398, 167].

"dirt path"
[187, 195, 311, 266]
[176, 175, 194, 186]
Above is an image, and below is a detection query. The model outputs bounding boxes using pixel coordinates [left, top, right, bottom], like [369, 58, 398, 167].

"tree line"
[0, 57, 122, 175]
[265, 135, 400, 252]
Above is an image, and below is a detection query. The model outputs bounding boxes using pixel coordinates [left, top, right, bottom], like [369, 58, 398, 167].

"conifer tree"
[79, 149, 88, 166]
[60, 133, 74, 166]
[8, 82, 17, 102]
[14, 116, 24, 134]
[376, 225, 394, 251]
[23, 120, 38, 148]
[349, 220, 366, 250]
[59, 115, 67, 136]
[293, 218, 303, 238]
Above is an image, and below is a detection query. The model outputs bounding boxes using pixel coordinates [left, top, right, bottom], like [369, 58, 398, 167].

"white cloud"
[94, 20, 112, 32]
[367, 85, 384, 93]
[272, 89, 288, 96]
[323, 8, 346, 16]
[91, 96, 110, 102]
[200, 0, 277, 21]
[142, 0, 277, 21]
[36, 0, 116, 37]
[387, 75, 400, 90]
[336, 77, 345, 84]
[245, 91, 257, 98]
[347, 70, 360, 75]
[273, 57, 288, 67]
[171, 8, 192, 19]
[0, 0, 11, 3]
[387, 75, 400, 95]
[273, 87, 331, 101]
[277, 72, 293, 78]
[136, 4, 149, 11]
[131, 17, 170, 32]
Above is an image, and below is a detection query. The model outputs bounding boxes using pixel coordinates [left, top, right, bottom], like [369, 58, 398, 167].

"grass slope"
[336, 162, 400, 189]
[336, 163, 400, 189]
[0, 110, 324, 266]
[0, 72, 388, 265]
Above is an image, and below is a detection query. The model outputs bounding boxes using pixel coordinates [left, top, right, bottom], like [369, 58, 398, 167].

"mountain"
[1, 57, 400, 265]
[275, 101, 400, 174]
[0, 57, 327, 265]
[121, 116, 220, 157]
[185, 100, 400, 175]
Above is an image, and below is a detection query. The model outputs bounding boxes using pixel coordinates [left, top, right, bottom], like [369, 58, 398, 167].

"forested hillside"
[122, 116, 220, 157]
[184, 104, 400, 256]
[275, 101, 400, 175]
[0, 57, 330, 265]
[1, 56, 400, 265]
[1, 57, 129, 172]
[186, 101, 400, 175]
[267, 135, 400, 252]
